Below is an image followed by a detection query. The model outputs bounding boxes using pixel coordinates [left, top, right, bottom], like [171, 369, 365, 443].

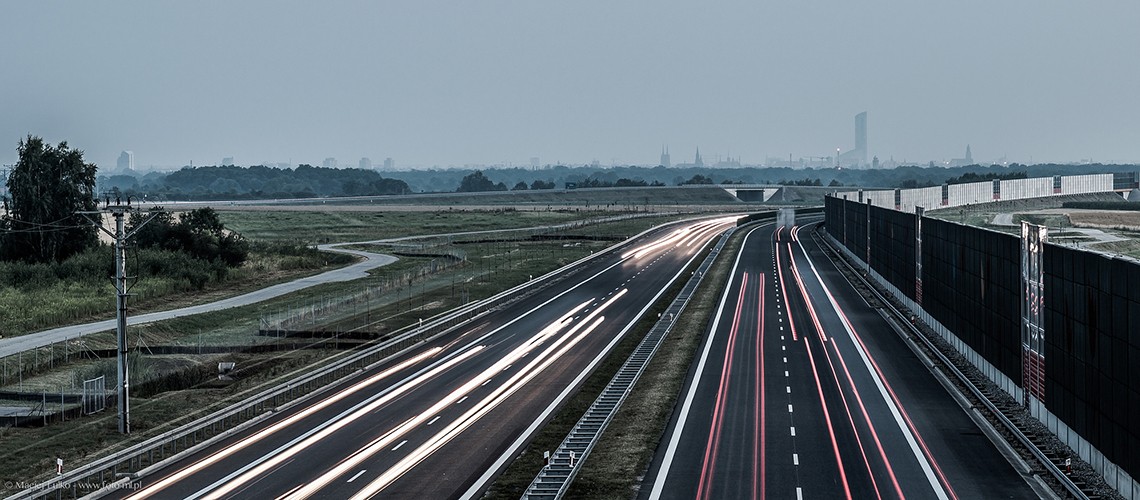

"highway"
[102, 216, 737, 500]
[643, 219, 1041, 499]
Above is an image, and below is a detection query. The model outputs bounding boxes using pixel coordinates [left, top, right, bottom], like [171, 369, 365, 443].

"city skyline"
[2, 2, 1138, 169]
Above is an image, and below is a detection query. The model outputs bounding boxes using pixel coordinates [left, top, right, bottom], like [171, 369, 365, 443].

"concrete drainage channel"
[522, 227, 737, 500]
[9, 223, 666, 500]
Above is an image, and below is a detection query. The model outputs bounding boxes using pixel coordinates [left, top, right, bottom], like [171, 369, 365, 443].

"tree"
[680, 174, 714, 185]
[2, 136, 98, 263]
[127, 207, 249, 268]
[457, 171, 498, 192]
[512, 181, 529, 191]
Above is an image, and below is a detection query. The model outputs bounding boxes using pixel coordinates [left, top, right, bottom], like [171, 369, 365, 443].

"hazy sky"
[2, 1, 1138, 170]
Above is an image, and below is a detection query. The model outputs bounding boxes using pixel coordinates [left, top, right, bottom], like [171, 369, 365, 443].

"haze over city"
[2, 1, 1138, 169]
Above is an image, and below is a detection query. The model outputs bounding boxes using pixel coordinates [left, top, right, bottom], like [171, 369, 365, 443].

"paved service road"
[0, 243, 396, 359]
[643, 219, 1041, 500]
[100, 217, 737, 500]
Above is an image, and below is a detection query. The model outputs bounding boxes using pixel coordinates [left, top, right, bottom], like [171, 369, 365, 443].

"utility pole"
[80, 198, 160, 434]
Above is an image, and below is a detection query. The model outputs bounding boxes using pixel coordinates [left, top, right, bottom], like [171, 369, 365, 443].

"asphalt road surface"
[101, 216, 737, 500]
[642, 220, 1042, 500]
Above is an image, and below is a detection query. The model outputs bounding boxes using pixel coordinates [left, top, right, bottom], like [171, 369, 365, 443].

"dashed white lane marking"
[481, 379, 491, 387]
[457, 396, 468, 404]
[503, 365, 512, 371]
[797, 487, 804, 500]
[782, 345, 786, 351]
[793, 453, 799, 466]
[427, 416, 441, 426]
[392, 440, 407, 451]
[791, 426, 796, 436]
[788, 404, 794, 413]
[347, 469, 366, 483]
[784, 370, 789, 377]
[786, 386, 791, 394]
[783, 357, 787, 363]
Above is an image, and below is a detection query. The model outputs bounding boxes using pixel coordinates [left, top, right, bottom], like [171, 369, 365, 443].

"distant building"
[530, 157, 540, 168]
[221, 156, 234, 166]
[117, 151, 134, 171]
[383, 157, 394, 170]
[838, 112, 868, 168]
[323, 157, 337, 168]
[714, 155, 741, 168]
[359, 157, 372, 169]
[948, 145, 974, 167]
[659, 146, 671, 168]
[674, 147, 705, 169]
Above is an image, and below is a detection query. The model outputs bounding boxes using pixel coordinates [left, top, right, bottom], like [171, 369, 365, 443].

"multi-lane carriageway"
[103, 216, 738, 500]
[644, 219, 1043, 499]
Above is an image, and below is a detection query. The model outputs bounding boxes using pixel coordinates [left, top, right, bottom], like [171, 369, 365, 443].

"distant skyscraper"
[323, 157, 337, 168]
[359, 157, 372, 169]
[117, 151, 134, 171]
[383, 157, 394, 170]
[838, 111, 868, 167]
[660, 146, 671, 168]
[222, 156, 234, 166]
[694, 147, 703, 168]
[965, 145, 973, 164]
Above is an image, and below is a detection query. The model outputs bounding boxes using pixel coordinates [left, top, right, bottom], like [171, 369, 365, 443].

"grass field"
[217, 208, 623, 245]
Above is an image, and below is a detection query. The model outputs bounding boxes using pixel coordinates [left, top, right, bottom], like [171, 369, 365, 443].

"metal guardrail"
[8, 220, 685, 500]
[811, 225, 1089, 500]
[522, 227, 738, 500]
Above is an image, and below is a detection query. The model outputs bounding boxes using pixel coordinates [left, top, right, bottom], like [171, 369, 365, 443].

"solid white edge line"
[794, 226, 950, 500]
[463, 224, 735, 500]
[646, 224, 762, 500]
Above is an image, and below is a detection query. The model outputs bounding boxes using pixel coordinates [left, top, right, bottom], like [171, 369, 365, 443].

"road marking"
[791, 426, 796, 436]
[783, 357, 787, 363]
[782, 345, 785, 351]
[347, 470, 366, 483]
[457, 396, 468, 404]
[786, 386, 791, 393]
[797, 487, 803, 500]
[392, 440, 407, 451]
[427, 416, 440, 426]
[481, 379, 491, 386]
[784, 370, 789, 377]
[502, 365, 512, 371]
[793, 453, 799, 466]
[788, 404, 793, 413]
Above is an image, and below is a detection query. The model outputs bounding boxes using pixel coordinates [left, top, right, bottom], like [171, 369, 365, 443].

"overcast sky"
[2, 1, 1138, 170]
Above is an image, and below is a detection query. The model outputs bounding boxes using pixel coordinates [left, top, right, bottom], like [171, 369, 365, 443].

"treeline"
[945, 171, 1027, 185]
[97, 161, 1140, 199]
[99, 164, 410, 200]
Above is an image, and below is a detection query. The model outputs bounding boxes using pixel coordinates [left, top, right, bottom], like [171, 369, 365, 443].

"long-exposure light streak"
[794, 226, 954, 500]
[125, 347, 443, 500]
[285, 291, 626, 498]
[191, 346, 485, 500]
[347, 315, 609, 499]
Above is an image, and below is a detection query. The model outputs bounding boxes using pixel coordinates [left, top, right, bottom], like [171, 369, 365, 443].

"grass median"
[482, 225, 741, 499]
